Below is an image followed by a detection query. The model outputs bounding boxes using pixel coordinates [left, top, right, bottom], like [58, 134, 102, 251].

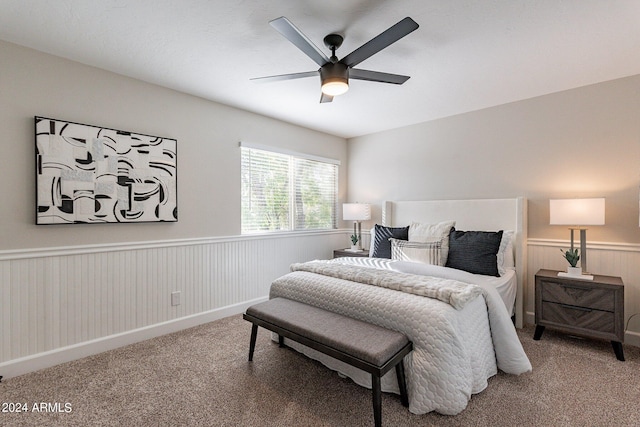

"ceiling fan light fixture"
[321, 78, 349, 96]
[320, 63, 349, 96]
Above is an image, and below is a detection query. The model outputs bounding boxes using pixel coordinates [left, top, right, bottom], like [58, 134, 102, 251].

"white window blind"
[241, 144, 338, 233]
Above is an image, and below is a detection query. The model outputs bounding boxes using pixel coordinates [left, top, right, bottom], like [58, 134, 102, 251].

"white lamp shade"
[549, 198, 605, 226]
[343, 203, 371, 221]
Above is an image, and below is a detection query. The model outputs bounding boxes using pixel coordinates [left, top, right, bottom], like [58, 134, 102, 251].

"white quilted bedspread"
[269, 258, 532, 415]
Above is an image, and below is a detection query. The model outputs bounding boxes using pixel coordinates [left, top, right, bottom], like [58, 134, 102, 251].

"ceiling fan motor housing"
[320, 62, 349, 95]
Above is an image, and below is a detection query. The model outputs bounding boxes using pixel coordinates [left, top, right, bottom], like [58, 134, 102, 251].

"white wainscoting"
[527, 239, 640, 347]
[3, 234, 637, 379]
[0, 230, 349, 379]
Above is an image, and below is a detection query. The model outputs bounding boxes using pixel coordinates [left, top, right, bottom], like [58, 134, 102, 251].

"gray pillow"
[446, 229, 503, 276]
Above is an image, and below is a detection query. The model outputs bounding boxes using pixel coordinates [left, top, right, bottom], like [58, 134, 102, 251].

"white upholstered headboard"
[382, 197, 527, 328]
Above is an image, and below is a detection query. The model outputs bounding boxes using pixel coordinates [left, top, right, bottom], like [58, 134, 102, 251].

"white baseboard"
[625, 330, 640, 348]
[0, 296, 268, 380]
[524, 310, 535, 327]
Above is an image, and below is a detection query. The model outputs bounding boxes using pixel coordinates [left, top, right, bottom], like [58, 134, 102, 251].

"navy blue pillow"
[372, 224, 409, 258]
[446, 229, 503, 276]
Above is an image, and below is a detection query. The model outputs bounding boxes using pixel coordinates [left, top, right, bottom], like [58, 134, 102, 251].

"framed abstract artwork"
[35, 117, 178, 224]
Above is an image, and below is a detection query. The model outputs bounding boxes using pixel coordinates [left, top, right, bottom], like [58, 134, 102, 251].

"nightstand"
[533, 269, 625, 361]
[333, 249, 370, 258]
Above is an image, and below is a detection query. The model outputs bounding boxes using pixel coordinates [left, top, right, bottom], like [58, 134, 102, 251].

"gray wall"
[347, 75, 640, 244]
[0, 40, 348, 251]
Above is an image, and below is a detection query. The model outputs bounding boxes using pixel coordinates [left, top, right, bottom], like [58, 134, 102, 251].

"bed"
[268, 198, 532, 415]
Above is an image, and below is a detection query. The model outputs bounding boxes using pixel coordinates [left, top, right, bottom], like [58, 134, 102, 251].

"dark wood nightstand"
[333, 249, 370, 258]
[533, 269, 625, 361]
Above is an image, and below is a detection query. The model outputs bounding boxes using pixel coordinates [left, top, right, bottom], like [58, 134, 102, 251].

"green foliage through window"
[241, 145, 338, 233]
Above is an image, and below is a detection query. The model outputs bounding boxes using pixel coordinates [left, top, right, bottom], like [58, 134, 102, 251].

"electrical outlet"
[171, 291, 181, 306]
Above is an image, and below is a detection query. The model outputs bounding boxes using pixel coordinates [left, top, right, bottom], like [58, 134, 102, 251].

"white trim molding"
[0, 230, 348, 261]
[528, 238, 640, 253]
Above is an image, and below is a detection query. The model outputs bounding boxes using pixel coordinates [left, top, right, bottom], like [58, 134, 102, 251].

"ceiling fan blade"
[340, 17, 419, 68]
[250, 71, 319, 83]
[349, 69, 410, 85]
[270, 16, 330, 67]
[320, 93, 334, 103]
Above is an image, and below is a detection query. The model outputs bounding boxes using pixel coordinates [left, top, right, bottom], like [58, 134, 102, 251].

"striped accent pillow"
[409, 220, 456, 266]
[390, 238, 443, 265]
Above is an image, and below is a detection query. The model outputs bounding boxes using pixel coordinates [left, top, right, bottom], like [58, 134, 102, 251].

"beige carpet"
[2, 314, 639, 427]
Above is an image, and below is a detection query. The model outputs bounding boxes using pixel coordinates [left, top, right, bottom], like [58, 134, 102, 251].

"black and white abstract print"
[35, 117, 178, 224]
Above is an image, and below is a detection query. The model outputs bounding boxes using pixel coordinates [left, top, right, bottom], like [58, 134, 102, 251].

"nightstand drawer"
[540, 280, 614, 312]
[541, 302, 616, 334]
[534, 269, 625, 360]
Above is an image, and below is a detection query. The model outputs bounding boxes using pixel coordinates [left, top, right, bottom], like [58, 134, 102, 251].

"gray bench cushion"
[246, 297, 409, 367]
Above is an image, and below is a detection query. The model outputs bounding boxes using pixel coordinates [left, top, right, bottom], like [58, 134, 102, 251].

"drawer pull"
[560, 303, 592, 312]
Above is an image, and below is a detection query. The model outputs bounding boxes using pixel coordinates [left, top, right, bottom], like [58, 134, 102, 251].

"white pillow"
[408, 220, 456, 265]
[390, 238, 443, 265]
[497, 230, 515, 276]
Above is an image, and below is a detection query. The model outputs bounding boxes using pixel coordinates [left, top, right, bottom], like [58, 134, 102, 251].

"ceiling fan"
[251, 16, 419, 103]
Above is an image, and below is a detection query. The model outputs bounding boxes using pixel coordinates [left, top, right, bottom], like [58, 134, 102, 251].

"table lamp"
[549, 198, 605, 273]
[343, 203, 371, 251]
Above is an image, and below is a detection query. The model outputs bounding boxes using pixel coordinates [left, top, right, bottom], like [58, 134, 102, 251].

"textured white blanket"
[269, 258, 532, 415]
[290, 261, 482, 309]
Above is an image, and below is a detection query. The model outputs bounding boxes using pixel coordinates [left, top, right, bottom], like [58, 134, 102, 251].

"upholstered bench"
[243, 297, 412, 427]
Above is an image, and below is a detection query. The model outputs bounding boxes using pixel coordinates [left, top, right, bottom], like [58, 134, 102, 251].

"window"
[241, 143, 339, 234]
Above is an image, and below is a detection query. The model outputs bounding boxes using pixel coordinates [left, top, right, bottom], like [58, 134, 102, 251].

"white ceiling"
[2, 0, 640, 138]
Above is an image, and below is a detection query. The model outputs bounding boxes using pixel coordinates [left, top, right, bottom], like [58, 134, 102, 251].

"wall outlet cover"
[171, 291, 181, 306]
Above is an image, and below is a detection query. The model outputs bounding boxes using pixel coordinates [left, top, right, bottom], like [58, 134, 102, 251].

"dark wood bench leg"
[278, 334, 285, 347]
[372, 374, 382, 427]
[248, 324, 258, 361]
[611, 341, 625, 361]
[395, 359, 409, 407]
